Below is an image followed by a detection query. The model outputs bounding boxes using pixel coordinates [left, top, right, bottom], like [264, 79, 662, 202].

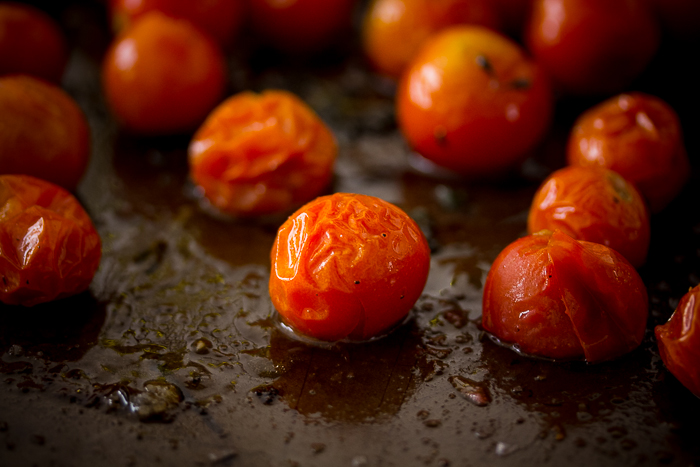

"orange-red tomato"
[102, 11, 226, 135]
[528, 166, 650, 268]
[0, 175, 101, 307]
[0, 2, 68, 82]
[482, 230, 648, 362]
[0, 75, 91, 192]
[525, 0, 660, 95]
[655, 284, 700, 397]
[362, 0, 500, 79]
[567, 93, 690, 213]
[188, 90, 337, 217]
[269, 193, 431, 342]
[396, 26, 552, 177]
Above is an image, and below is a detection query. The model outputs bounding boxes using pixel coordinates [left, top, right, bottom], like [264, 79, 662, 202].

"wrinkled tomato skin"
[0, 175, 101, 307]
[188, 90, 337, 217]
[528, 166, 650, 268]
[482, 230, 648, 363]
[396, 26, 552, 177]
[0, 75, 91, 192]
[269, 193, 431, 342]
[525, 0, 660, 95]
[102, 12, 226, 135]
[567, 93, 690, 213]
[362, 0, 500, 79]
[655, 285, 700, 398]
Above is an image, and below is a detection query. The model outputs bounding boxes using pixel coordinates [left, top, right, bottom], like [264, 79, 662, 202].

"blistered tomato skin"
[567, 93, 690, 213]
[269, 193, 431, 342]
[0, 175, 102, 307]
[188, 90, 337, 217]
[396, 26, 553, 177]
[482, 230, 648, 363]
[528, 166, 650, 268]
[655, 285, 700, 397]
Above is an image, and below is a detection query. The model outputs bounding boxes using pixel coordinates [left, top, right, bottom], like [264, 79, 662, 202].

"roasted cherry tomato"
[0, 2, 68, 82]
[362, 0, 500, 79]
[482, 230, 648, 362]
[102, 11, 226, 135]
[188, 90, 337, 217]
[269, 193, 431, 342]
[567, 93, 690, 213]
[0, 175, 101, 307]
[655, 284, 700, 397]
[396, 26, 552, 177]
[525, 0, 660, 95]
[0, 75, 91, 192]
[528, 166, 650, 268]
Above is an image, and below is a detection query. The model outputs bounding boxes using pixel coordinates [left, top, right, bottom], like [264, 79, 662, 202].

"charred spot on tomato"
[510, 78, 531, 90]
[434, 126, 448, 146]
[475, 54, 494, 75]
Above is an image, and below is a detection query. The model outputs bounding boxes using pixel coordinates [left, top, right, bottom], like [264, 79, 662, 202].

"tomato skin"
[528, 166, 650, 268]
[0, 175, 101, 307]
[269, 193, 431, 342]
[0, 3, 68, 82]
[188, 90, 337, 217]
[0, 75, 91, 192]
[655, 285, 700, 398]
[102, 12, 226, 135]
[396, 26, 553, 177]
[567, 93, 690, 213]
[482, 230, 648, 363]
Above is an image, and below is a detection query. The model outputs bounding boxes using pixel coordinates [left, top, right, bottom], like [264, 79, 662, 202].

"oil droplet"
[191, 338, 213, 355]
[448, 375, 490, 407]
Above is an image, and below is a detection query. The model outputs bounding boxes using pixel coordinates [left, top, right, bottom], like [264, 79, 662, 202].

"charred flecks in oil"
[475, 54, 494, 75]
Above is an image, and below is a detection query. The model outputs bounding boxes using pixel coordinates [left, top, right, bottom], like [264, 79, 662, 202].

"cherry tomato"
[0, 2, 68, 82]
[567, 93, 690, 213]
[655, 284, 700, 397]
[0, 174, 102, 307]
[396, 26, 553, 177]
[525, 0, 660, 95]
[0, 75, 91, 192]
[482, 229, 648, 362]
[102, 11, 226, 135]
[188, 90, 337, 217]
[528, 166, 650, 268]
[362, 0, 501, 79]
[269, 193, 431, 342]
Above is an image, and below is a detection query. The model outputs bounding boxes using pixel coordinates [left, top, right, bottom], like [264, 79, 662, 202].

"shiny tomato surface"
[482, 230, 648, 363]
[269, 193, 431, 342]
[567, 93, 690, 213]
[655, 285, 700, 397]
[0, 75, 91, 192]
[102, 11, 226, 135]
[528, 166, 650, 268]
[189, 90, 337, 217]
[396, 26, 552, 177]
[0, 175, 101, 307]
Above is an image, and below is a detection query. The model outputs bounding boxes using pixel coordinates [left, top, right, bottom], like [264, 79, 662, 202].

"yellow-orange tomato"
[396, 26, 552, 177]
[0, 2, 68, 82]
[269, 193, 431, 341]
[188, 90, 337, 217]
[567, 93, 690, 213]
[528, 166, 650, 268]
[362, 0, 500, 79]
[102, 12, 226, 135]
[0, 75, 90, 191]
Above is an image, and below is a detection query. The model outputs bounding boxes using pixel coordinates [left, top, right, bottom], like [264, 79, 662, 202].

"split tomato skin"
[528, 166, 650, 268]
[655, 285, 700, 397]
[0, 175, 101, 307]
[269, 193, 431, 342]
[482, 230, 648, 363]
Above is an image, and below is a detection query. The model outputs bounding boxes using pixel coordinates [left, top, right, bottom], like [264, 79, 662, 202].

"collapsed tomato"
[269, 193, 431, 342]
[0, 175, 101, 307]
[655, 285, 700, 397]
[567, 93, 690, 213]
[482, 230, 648, 363]
[528, 166, 650, 268]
